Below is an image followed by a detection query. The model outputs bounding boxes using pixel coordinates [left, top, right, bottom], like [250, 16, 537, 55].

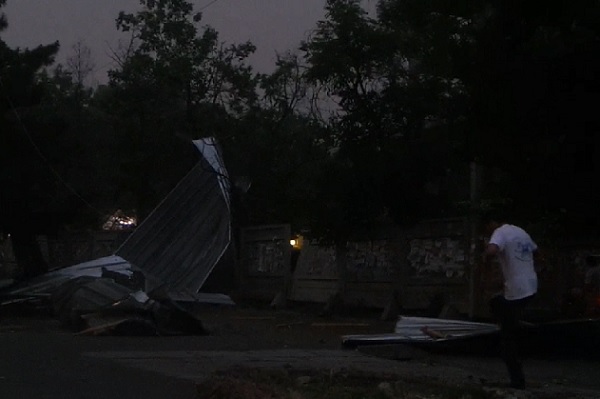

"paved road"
[0, 317, 421, 399]
[2, 313, 600, 399]
[0, 324, 196, 398]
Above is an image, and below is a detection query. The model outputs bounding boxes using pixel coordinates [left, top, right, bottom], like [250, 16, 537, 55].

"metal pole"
[468, 161, 480, 319]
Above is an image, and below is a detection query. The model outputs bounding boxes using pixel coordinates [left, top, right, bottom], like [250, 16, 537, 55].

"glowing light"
[102, 210, 138, 231]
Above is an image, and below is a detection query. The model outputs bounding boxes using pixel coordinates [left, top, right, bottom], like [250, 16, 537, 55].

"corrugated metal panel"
[4, 255, 132, 297]
[115, 139, 231, 295]
[341, 316, 499, 348]
[54, 278, 137, 314]
[192, 138, 231, 210]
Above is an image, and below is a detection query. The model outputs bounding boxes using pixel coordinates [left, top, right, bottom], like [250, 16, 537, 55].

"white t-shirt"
[489, 224, 538, 300]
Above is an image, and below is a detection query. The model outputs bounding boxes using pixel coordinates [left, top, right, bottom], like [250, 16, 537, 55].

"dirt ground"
[193, 302, 600, 399]
[2, 300, 600, 399]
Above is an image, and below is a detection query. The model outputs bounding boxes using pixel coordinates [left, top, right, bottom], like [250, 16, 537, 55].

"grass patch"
[197, 367, 495, 399]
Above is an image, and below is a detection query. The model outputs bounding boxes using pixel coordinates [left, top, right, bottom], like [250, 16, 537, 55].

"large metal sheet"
[1, 255, 132, 298]
[341, 316, 499, 350]
[115, 139, 231, 295]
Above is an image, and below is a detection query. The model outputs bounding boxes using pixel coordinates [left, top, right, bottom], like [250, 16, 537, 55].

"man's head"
[480, 208, 508, 236]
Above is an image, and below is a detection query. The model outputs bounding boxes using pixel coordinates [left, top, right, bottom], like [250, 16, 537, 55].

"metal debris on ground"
[0, 138, 234, 336]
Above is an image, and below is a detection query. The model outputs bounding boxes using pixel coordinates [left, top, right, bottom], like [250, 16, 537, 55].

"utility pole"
[468, 161, 480, 319]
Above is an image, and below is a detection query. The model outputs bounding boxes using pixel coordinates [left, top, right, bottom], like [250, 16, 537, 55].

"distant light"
[290, 235, 304, 249]
[102, 210, 138, 231]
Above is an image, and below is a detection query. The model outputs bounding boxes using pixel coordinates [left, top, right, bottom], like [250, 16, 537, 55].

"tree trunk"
[10, 230, 48, 280]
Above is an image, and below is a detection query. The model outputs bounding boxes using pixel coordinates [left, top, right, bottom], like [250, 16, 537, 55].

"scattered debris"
[76, 316, 158, 337]
[342, 315, 500, 352]
[341, 315, 503, 356]
[115, 138, 232, 295]
[342, 314, 600, 358]
[311, 322, 370, 327]
[420, 326, 449, 340]
[0, 138, 235, 336]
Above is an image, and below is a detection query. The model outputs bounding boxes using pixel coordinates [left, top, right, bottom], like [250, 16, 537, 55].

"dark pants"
[489, 294, 534, 388]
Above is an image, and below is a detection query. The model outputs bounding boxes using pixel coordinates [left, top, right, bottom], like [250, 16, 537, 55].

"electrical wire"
[0, 75, 105, 217]
[198, 0, 223, 11]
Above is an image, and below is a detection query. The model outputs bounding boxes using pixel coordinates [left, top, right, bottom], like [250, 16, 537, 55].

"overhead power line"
[199, 0, 223, 11]
[0, 76, 104, 217]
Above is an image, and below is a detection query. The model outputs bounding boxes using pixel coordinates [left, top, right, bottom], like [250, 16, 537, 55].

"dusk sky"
[2, 0, 376, 85]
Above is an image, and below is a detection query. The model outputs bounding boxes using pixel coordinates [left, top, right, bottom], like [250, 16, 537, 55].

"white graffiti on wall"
[407, 238, 466, 278]
[296, 240, 398, 281]
[246, 240, 287, 276]
[346, 241, 397, 280]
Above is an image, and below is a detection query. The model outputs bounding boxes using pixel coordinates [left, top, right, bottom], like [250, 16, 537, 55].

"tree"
[106, 0, 258, 219]
[237, 0, 600, 314]
[304, 0, 600, 241]
[65, 41, 95, 123]
[0, 0, 61, 278]
[464, 0, 600, 236]
[220, 52, 330, 229]
[28, 59, 124, 230]
[301, 0, 466, 243]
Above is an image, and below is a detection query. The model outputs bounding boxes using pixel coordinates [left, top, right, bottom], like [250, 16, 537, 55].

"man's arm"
[482, 243, 499, 264]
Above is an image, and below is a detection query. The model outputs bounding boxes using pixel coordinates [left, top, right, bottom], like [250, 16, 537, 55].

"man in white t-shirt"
[482, 211, 539, 390]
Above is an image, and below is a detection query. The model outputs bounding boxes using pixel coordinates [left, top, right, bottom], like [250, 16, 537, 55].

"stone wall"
[0, 231, 131, 279]
[290, 218, 470, 311]
[236, 224, 291, 301]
